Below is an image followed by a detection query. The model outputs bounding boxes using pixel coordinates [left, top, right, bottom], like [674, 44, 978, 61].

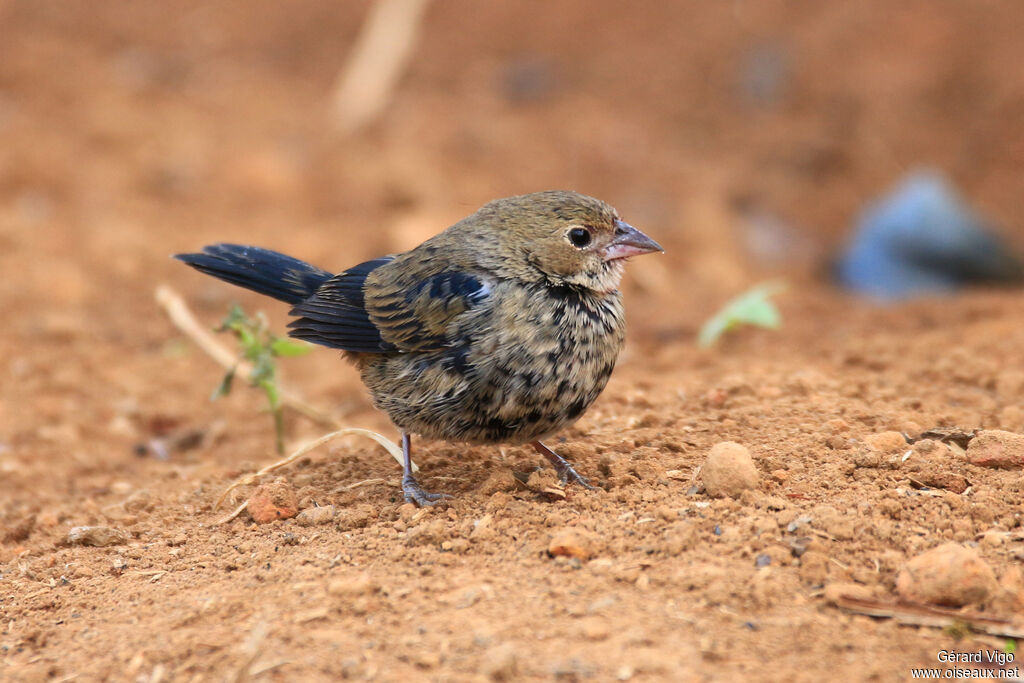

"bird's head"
[465, 191, 663, 293]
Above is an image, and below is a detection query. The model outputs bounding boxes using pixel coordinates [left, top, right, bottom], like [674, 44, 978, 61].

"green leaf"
[698, 282, 786, 349]
[211, 366, 237, 401]
[217, 304, 248, 332]
[249, 352, 274, 386]
[270, 337, 312, 357]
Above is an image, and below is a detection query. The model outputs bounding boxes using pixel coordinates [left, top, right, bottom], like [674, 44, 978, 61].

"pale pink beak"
[602, 220, 664, 262]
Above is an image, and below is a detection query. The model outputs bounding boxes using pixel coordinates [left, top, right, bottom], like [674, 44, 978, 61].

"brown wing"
[364, 265, 489, 352]
[288, 256, 488, 354]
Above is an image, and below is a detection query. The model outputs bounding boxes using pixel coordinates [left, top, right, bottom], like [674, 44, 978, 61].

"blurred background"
[3, 0, 1024, 391]
[4, 0, 1024, 312]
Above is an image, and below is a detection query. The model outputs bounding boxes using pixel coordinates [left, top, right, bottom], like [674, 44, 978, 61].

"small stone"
[66, 526, 129, 547]
[295, 505, 336, 526]
[446, 538, 470, 554]
[823, 581, 873, 604]
[896, 542, 999, 607]
[966, 430, 1024, 469]
[246, 480, 299, 523]
[579, 617, 610, 641]
[912, 439, 942, 456]
[980, 531, 1005, 547]
[917, 472, 969, 494]
[110, 555, 129, 575]
[327, 572, 378, 597]
[548, 528, 597, 561]
[397, 503, 418, 522]
[851, 449, 882, 468]
[826, 419, 850, 433]
[701, 442, 759, 498]
[123, 490, 153, 513]
[864, 431, 907, 453]
[478, 468, 518, 496]
[415, 652, 441, 669]
[470, 514, 495, 541]
[481, 643, 518, 681]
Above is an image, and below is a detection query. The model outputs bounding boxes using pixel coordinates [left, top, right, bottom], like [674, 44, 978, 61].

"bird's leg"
[531, 441, 595, 489]
[401, 433, 448, 506]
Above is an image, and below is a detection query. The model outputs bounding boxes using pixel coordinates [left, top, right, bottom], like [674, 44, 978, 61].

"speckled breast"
[358, 283, 626, 444]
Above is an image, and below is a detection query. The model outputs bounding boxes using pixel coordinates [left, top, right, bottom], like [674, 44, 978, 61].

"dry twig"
[835, 594, 1024, 638]
[330, 0, 430, 133]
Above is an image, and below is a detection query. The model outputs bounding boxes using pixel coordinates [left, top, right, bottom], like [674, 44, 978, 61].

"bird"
[175, 191, 663, 505]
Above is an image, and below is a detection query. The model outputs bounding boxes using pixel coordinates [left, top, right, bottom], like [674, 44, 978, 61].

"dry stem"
[330, 0, 430, 133]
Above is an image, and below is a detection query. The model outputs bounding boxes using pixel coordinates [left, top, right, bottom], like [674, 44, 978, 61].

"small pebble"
[579, 617, 610, 641]
[295, 505, 336, 526]
[470, 514, 495, 541]
[965, 430, 1024, 469]
[701, 442, 760, 498]
[327, 572, 378, 597]
[916, 472, 969, 494]
[864, 431, 907, 453]
[66, 526, 129, 547]
[896, 542, 998, 607]
[481, 643, 518, 681]
[980, 531, 1005, 547]
[548, 528, 596, 561]
[247, 480, 299, 523]
[478, 468, 518, 496]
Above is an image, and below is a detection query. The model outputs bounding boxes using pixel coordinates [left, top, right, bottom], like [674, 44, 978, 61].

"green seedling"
[698, 282, 786, 348]
[213, 304, 312, 454]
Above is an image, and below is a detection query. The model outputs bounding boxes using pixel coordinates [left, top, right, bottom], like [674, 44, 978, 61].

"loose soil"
[3, 2, 1024, 681]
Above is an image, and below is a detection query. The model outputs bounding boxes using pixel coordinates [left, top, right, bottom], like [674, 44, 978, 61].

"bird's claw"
[532, 441, 597, 491]
[553, 461, 596, 490]
[402, 476, 450, 507]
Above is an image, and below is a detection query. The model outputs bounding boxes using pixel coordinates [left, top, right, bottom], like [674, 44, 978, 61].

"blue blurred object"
[836, 171, 1023, 300]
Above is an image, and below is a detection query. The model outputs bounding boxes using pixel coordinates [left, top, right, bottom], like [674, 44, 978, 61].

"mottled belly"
[357, 288, 625, 444]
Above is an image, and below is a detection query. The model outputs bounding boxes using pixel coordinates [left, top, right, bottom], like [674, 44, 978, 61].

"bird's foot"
[402, 475, 450, 507]
[552, 460, 596, 489]
[531, 441, 596, 490]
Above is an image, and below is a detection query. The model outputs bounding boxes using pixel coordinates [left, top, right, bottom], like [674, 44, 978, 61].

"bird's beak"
[602, 220, 664, 262]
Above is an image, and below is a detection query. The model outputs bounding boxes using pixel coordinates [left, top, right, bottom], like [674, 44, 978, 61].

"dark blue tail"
[174, 244, 332, 304]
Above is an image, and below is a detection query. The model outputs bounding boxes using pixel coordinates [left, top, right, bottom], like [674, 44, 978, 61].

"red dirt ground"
[2, 2, 1024, 681]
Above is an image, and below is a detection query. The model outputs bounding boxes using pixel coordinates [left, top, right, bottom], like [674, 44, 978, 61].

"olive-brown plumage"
[176, 191, 662, 504]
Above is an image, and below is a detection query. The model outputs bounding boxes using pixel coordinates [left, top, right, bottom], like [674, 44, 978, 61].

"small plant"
[698, 281, 786, 348]
[213, 304, 312, 454]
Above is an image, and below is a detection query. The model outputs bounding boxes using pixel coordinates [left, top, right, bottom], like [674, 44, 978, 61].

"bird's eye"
[567, 227, 592, 248]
